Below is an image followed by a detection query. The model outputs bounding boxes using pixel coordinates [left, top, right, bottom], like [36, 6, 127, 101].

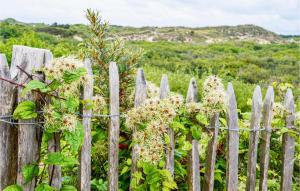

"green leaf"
[60, 185, 77, 191]
[22, 163, 39, 184]
[3, 185, 23, 191]
[170, 121, 185, 132]
[196, 114, 208, 126]
[35, 184, 56, 191]
[64, 122, 84, 152]
[65, 97, 80, 112]
[45, 152, 78, 166]
[121, 166, 129, 175]
[164, 134, 170, 145]
[21, 80, 50, 96]
[219, 117, 227, 126]
[47, 79, 61, 91]
[13, 101, 37, 120]
[63, 68, 86, 84]
[126, 158, 132, 165]
[191, 125, 201, 140]
[159, 160, 165, 168]
[142, 163, 154, 175]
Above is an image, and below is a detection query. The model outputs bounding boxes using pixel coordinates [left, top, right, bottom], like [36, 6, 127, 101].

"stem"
[0, 76, 66, 100]
[37, 163, 47, 185]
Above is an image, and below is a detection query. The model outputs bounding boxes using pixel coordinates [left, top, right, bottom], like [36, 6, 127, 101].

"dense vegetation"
[0, 16, 299, 190]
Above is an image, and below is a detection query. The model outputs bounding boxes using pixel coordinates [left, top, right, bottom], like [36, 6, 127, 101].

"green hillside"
[0, 18, 299, 111]
[0, 17, 299, 191]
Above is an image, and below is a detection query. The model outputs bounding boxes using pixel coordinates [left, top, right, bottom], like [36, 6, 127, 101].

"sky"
[0, 0, 299, 35]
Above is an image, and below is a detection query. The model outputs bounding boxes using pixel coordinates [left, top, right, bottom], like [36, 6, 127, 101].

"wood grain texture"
[203, 113, 219, 191]
[186, 78, 200, 191]
[0, 54, 18, 190]
[108, 62, 120, 191]
[226, 82, 239, 191]
[11, 45, 49, 191]
[259, 86, 274, 191]
[79, 59, 94, 191]
[131, 68, 147, 180]
[280, 89, 295, 191]
[246, 86, 262, 191]
[159, 75, 175, 176]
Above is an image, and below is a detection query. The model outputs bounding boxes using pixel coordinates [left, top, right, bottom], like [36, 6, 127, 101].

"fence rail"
[0, 46, 298, 191]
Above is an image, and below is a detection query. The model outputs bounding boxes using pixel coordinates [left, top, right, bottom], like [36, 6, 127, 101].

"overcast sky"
[0, 0, 299, 35]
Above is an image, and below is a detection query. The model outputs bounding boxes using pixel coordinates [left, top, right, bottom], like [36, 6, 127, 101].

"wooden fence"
[0, 46, 297, 191]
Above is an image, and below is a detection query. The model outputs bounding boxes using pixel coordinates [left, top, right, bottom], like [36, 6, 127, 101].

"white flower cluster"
[202, 76, 226, 116]
[186, 102, 203, 114]
[43, 57, 88, 132]
[126, 95, 183, 164]
[44, 105, 78, 132]
[44, 57, 88, 96]
[272, 102, 288, 118]
[147, 82, 160, 98]
[92, 95, 106, 113]
[61, 114, 78, 132]
[44, 56, 84, 79]
[133, 120, 166, 163]
[186, 76, 226, 116]
[126, 96, 183, 130]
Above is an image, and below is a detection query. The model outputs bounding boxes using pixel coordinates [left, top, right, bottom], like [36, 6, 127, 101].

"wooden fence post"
[130, 69, 147, 188]
[203, 113, 219, 191]
[79, 59, 94, 190]
[280, 89, 295, 191]
[259, 86, 274, 191]
[226, 83, 239, 191]
[159, 75, 175, 176]
[186, 78, 201, 191]
[11, 45, 50, 191]
[0, 54, 18, 190]
[246, 86, 262, 191]
[108, 62, 120, 191]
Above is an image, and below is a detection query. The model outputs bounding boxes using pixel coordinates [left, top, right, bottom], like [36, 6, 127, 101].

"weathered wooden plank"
[186, 78, 200, 191]
[0, 54, 18, 190]
[130, 69, 147, 189]
[79, 59, 94, 191]
[246, 86, 263, 191]
[226, 82, 239, 191]
[108, 62, 120, 191]
[134, 69, 147, 108]
[159, 75, 174, 175]
[259, 86, 274, 191]
[203, 113, 219, 191]
[280, 89, 295, 191]
[11, 45, 49, 191]
[159, 75, 170, 99]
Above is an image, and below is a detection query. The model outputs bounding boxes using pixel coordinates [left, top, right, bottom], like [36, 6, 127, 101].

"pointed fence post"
[11, 46, 50, 191]
[246, 86, 262, 191]
[259, 86, 274, 191]
[108, 62, 120, 191]
[159, 75, 174, 175]
[280, 89, 295, 191]
[130, 69, 147, 189]
[186, 78, 201, 191]
[0, 54, 18, 190]
[79, 59, 94, 191]
[203, 113, 219, 191]
[226, 83, 239, 191]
